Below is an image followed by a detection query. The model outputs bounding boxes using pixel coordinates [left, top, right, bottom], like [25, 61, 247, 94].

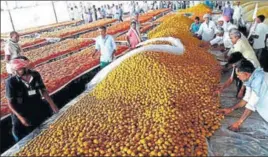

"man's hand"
[19, 117, 31, 127]
[193, 34, 198, 37]
[213, 84, 224, 96]
[213, 89, 221, 96]
[92, 51, 98, 59]
[199, 42, 206, 48]
[216, 84, 224, 89]
[52, 107, 59, 114]
[218, 108, 234, 115]
[228, 121, 242, 132]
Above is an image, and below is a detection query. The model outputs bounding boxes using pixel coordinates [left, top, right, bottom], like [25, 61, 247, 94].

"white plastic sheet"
[207, 64, 268, 156]
[137, 37, 184, 48]
[86, 37, 185, 92]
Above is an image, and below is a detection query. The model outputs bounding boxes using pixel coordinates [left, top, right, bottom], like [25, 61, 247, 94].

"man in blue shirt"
[222, 2, 234, 23]
[101, 6, 106, 18]
[204, 0, 214, 9]
[190, 17, 201, 34]
[219, 60, 268, 131]
[92, 26, 117, 69]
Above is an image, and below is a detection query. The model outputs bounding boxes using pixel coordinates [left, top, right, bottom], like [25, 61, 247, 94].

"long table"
[0, 47, 130, 156]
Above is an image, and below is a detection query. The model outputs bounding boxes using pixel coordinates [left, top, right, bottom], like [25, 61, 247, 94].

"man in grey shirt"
[5, 31, 23, 75]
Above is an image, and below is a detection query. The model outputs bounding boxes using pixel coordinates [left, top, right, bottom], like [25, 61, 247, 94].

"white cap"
[203, 14, 210, 19]
[218, 16, 225, 22]
[227, 24, 238, 31]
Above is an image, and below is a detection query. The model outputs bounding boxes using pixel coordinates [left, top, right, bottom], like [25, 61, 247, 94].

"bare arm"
[231, 99, 248, 110]
[126, 35, 131, 47]
[237, 109, 252, 124]
[19, 45, 24, 54]
[228, 108, 252, 131]
[4, 44, 11, 62]
[199, 41, 210, 48]
[111, 37, 117, 57]
[222, 76, 234, 90]
[214, 73, 234, 95]
[92, 49, 99, 58]
[5, 55, 11, 62]
[41, 90, 59, 113]
[237, 85, 246, 99]
[210, 45, 225, 51]
[218, 99, 248, 115]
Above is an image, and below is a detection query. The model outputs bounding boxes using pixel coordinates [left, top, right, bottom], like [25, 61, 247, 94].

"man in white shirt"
[130, 2, 136, 18]
[135, 2, 140, 14]
[97, 8, 102, 20]
[106, 5, 112, 18]
[69, 7, 75, 21]
[217, 16, 230, 32]
[143, 1, 149, 13]
[251, 15, 268, 61]
[232, 1, 242, 26]
[219, 60, 268, 132]
[92, 26, 117, 69]
[5, 31, 23, 75]
[157, 1, 162, 9]
[228, 29, 260, 68]
[196, 14, 217, 41]
[199, 27, 224, 50]
[223, 25, 247, 50]
[210, 27, 224, 45]
[74, 6, 81, 20]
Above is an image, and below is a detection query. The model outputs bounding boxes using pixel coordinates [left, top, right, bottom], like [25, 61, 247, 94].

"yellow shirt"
[228, 38, 260, 68]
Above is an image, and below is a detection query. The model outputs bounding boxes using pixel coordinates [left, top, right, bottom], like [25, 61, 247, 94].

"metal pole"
[51, 1, 58, 23]
[5, 1, 15, 31]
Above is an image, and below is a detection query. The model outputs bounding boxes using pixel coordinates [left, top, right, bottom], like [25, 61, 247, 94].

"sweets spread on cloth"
[0, 46, 128, 118]
[16, 48, 222, 156]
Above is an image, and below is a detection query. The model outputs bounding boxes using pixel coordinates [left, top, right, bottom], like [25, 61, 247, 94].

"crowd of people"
[189, 1, 268, 131]
[4, 32, 59, 142]
[3, 1, 267, 144]
[67, 1, 191, 23]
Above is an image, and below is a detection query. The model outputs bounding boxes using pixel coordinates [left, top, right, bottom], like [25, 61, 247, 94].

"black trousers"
[11, 101, 52, 142]
[119, 16, 123, 22]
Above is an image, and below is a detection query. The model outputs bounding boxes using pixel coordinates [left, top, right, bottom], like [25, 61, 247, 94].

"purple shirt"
[223, 7, 233, 20]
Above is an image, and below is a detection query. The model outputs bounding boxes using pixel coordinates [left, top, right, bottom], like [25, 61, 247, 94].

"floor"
[207, 59, 268, 156]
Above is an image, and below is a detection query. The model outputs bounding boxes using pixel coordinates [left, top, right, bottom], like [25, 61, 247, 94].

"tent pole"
[51, 1, 58, 23]
[5, 1, 15, 31]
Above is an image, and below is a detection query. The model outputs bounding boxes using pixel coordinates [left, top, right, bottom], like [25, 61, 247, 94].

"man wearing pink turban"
[5, 57, 59, 142]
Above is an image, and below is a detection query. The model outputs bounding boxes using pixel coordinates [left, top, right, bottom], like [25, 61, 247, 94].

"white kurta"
[228, 38, 260, 68]
[253, 23, 268, 49]
[210, 36, 224, 45]
[69, 10, 75, 20]
[74, 9, 81, 20]
[5, 40, 22, 74]
[233, 5, 242, 21]
[197, 21, 217, 41]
